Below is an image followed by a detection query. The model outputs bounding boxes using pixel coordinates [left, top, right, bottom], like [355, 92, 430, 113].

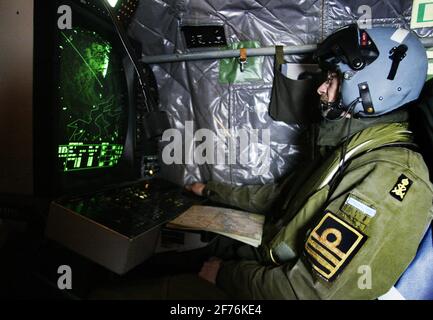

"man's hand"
[198, 257, 222, 284]
[185, 183, 206, 196]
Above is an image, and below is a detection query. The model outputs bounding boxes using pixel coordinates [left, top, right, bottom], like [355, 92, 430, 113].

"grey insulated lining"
[128, 0, 431, 187]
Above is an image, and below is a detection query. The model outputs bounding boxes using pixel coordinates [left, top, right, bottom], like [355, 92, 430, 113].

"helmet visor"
[315, 24, 379, 72]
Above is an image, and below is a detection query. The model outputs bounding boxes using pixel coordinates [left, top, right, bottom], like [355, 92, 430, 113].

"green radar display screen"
[57, 28, 127, 172]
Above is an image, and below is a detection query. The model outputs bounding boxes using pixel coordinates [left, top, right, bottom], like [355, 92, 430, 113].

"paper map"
[167, 205, 265, 247]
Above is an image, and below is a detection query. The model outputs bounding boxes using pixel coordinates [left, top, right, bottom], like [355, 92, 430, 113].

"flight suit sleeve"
[204, 181, 283, 215]
[216, 150, 433, 299]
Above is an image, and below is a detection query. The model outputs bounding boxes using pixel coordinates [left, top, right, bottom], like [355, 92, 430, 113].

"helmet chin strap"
[341, 97, 360, 118]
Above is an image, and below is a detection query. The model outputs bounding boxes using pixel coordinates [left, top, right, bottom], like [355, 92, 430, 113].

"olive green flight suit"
[205, 114, 433, 300]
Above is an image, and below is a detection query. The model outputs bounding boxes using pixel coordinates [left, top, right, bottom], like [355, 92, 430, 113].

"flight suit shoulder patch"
[389, 174, 413, 202]
[341, 194, 376, 218]
[304, 211, 367, 282]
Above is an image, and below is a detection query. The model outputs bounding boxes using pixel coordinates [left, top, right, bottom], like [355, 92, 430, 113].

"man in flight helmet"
[185, 24, 433, 300]
[91, 25, 433, 300]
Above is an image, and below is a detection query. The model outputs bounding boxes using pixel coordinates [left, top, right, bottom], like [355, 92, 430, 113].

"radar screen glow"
[57, 28, 127, 172]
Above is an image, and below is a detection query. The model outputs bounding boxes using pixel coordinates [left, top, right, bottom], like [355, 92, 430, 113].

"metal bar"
[141, 37, 433, 64]
[141, 44, 317, 64]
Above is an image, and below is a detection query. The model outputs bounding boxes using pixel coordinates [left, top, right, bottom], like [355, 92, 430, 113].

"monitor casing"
[0, 0, 164, 274]
[0, 0, 139, 199]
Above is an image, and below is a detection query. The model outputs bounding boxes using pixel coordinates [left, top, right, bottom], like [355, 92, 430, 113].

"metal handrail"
[140, 37, 433, 64]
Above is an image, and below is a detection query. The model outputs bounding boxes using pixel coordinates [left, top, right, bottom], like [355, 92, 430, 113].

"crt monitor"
[0, 0, 144, 199]
[34, 0, 139, 196]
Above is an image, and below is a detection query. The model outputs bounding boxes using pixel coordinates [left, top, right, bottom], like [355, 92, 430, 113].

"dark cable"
[100, 0, 153, 113]
[337, 99, 358, 174]
[329, 98, 359, 196]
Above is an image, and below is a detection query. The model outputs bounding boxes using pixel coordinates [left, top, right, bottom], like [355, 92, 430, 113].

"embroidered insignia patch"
[305, 212, 367, 282]
[389, 174, 413, 202]
[342, 194, 376, 218]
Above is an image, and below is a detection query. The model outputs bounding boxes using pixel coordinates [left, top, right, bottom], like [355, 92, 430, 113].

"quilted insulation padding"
[129, 0, 432, 186]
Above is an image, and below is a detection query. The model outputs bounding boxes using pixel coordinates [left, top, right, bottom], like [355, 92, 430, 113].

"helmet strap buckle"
[358, 82, 375, 115]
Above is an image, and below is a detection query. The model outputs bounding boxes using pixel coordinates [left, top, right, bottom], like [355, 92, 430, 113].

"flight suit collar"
[316, 110, 409, 148]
